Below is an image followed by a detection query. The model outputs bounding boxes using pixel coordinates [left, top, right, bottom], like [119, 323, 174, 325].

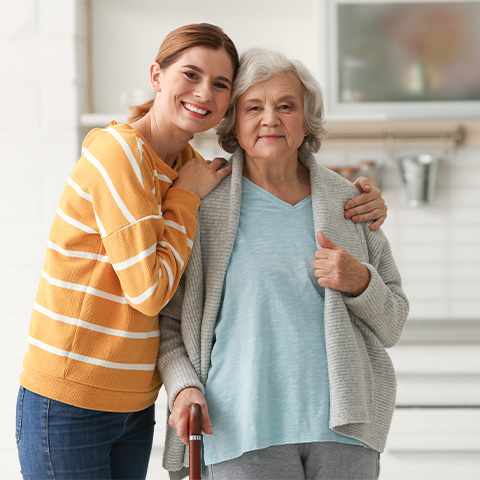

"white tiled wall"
[0, 1, 83, 477]
[2, 1, 480, 479]
[317, 144, 480, 321]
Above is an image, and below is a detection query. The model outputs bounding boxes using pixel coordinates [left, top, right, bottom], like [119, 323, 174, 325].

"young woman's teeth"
[183, 103, 209, 115]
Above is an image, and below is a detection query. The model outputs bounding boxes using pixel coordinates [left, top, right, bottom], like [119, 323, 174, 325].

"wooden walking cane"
[189, 403, 202, 480]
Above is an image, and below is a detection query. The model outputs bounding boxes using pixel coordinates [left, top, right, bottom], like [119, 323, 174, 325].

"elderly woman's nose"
[261, 106, 280, 125]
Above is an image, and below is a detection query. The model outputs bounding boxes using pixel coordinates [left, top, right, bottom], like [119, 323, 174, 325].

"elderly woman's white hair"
[216, 47, 327, 154]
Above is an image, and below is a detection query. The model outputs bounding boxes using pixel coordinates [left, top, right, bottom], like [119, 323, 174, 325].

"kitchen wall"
[1, 1, 479, 478]
[319, 141, 480, 321]
[0, 1, 85, 478]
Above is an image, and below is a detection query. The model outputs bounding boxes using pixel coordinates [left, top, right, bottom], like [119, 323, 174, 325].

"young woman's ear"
[150, 62, 162, 93]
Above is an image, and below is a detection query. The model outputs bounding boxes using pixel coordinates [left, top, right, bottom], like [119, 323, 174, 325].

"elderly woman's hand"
[313, 231, 371, 297]
[168, 387, 213, 446]
[344, 177, 387, 231]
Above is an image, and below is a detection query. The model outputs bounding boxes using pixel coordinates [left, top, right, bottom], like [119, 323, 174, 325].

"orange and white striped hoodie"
[20, 123, 202, 412]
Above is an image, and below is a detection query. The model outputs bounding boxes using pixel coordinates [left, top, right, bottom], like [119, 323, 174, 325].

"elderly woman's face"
[234, 72, 307, 161]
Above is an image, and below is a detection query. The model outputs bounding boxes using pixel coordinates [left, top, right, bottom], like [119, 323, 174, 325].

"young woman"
[16, 23, 239, 480]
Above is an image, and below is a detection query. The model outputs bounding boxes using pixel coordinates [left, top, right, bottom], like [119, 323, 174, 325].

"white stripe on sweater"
[159, 258, 174, 290]
[112, 244, 156, 271]
[47, 241, 110, 263]
[159, 241, 185, 269]
[164, 220, 194, 248]
[138, 138, 145, 164]
[154, 170, 173, 184]
[94, 210, 107, 238]
[82, 147, 136, 224]
[124, 271, 168, 304]
[114, 213, 163, 235]
[56, 207, 98, 234]
[67, 177, 92, 202]
[34, 302, 159, 339]
[104, 127, 144, 188]
[41, 271, 127, 304]
[28, 336, 156, 370]
[66, 178, 107, 237]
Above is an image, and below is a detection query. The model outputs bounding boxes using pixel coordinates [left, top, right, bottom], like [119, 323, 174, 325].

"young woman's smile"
[182, 101, 212, 117]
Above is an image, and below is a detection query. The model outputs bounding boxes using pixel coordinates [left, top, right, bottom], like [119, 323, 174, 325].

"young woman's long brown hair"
[128, 23, 239, 122]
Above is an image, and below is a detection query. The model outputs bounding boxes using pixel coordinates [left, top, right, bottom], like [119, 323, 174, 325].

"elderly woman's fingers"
[175, 411, 190, 446]
[169, 387, 212, 445]
[201, 406, 213, 436]
[313, 231, 371, 296]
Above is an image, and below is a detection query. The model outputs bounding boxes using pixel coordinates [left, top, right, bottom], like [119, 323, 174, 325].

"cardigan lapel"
[299, 152, 335, 247]
[199, 148, 245, 381]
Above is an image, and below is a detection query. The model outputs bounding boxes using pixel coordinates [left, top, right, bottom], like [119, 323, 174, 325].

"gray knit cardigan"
[157, 147, 409, 479]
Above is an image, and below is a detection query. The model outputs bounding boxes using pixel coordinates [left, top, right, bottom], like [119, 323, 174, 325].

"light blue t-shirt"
[203, 178, 365, 466]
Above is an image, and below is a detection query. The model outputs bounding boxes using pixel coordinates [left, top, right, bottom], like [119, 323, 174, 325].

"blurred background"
[1, 1, 479, 478]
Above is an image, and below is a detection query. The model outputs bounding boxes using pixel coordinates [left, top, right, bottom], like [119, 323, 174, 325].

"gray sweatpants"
[203, 442, 380, 480]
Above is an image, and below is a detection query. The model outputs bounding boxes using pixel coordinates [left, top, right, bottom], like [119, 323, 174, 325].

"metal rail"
[326, 126, 466, 146]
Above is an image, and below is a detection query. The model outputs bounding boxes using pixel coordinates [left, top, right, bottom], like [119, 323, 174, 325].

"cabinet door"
[380, 408, 480, 480]
[326, 0, 480, 119]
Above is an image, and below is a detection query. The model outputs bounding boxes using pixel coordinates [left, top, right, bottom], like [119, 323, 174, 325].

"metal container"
[398, 154, 439, 207]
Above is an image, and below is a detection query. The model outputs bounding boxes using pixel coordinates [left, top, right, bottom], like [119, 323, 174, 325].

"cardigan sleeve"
[158, 311, 204, 411]
[342, 226, 409, 348]
[157, 239, 205, 412]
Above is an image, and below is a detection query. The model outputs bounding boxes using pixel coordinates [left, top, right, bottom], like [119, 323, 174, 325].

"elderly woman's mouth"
[182, 102, 211, 116]
[260, 134, 284, 140]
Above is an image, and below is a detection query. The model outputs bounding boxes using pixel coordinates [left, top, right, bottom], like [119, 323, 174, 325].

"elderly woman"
[158, 48, 409, 480]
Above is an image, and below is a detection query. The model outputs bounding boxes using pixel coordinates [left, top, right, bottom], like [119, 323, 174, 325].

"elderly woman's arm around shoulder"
[313, 229, 409, 348]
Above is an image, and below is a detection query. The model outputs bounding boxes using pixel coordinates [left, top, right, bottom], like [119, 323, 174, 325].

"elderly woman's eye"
[280, 104, 292, 110]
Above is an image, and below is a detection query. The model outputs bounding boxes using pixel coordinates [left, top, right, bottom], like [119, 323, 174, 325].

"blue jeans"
[16, 387, 155, 480]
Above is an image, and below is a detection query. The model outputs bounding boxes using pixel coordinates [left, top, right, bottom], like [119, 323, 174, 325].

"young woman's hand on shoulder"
[173, 157, 232, 199]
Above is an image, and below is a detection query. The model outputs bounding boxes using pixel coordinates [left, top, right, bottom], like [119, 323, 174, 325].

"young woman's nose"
[194, 81, 213, 102]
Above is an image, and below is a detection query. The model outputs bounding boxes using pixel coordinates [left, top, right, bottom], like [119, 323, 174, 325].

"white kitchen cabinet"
[381, 408, 480, 479]
[325, 0, 480, 120]
[380, 344, 480, 479]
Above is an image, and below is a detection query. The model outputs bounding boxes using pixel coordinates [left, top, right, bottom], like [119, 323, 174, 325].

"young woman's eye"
[214, 82, 229, 90]
[185, 72, 198, 80]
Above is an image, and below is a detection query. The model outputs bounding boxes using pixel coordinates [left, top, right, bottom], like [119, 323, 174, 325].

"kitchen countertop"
[399, 319, 480, 344]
